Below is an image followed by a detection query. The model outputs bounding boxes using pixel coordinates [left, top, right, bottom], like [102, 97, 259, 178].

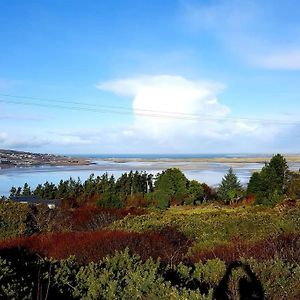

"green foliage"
[1, 249, 298, 300]
[1, 203, 300, 299]
[246, 257, 300, 299]
[109, 206, 300, 251]
[0, 201, 37, 239]
[22, 182, 31, 197]
[149, 168, 189, 208]
[268, 153, 289, 191]
[248, 154, 289, 206]
[217, 168, 243, 204]
[286, 171, 300, 199]
[97, 193, 124, 209]
[69, 249, 210, 300]
[0, 256, 33, 299]
[186, 180, 204, 205]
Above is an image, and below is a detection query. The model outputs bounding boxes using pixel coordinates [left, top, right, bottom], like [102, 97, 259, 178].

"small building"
[10, 195, 60, 209]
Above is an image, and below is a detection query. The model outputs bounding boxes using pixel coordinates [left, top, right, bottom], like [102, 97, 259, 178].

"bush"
[0, 201, 38, 239]
[191, 233, 300, 263]
[0, 227, 191, 264]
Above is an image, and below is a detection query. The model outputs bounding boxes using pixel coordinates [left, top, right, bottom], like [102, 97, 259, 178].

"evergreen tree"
[186, 180, 204, 205]
[16, 187, 22, 197]
[267, 153, 288, 192]
[22, 183, 31, 196]
[153, 168, 189, 207]
[33, 184, 44, 198]
[218, 168, 243, 204]
[247, 154, 289, 206]
[9, 186, 17, 198]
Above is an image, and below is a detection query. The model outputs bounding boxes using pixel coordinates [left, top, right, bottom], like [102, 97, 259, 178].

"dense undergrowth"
[0, 247, 299, 299]
[1, 201, 300, 299]
[0, 227, 190, 264]
[109, 204, 300, 251]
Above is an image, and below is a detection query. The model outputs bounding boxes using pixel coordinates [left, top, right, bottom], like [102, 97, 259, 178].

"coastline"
[2, 153, 300, 197]
[0, 149, 91, 170]
[102, 155, 300, 164]
[2, 149, 300, 171]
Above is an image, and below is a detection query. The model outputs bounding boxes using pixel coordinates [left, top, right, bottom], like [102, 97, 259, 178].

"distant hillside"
[0, 149, 90, 168]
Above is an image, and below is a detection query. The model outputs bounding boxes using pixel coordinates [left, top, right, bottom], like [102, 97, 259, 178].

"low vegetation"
[1, 154, 300, 299]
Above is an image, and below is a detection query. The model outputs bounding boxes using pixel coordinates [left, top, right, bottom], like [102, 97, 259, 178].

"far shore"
[102, 155, 300, 164]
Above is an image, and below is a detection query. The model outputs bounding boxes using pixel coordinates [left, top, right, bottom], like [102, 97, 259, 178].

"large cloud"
[0, 75, 291, 154]
[99, 75, 229, 138]
[97, 74, 277, 152]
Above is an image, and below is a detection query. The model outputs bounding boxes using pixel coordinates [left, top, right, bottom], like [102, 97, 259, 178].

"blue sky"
[1, 0, 300, 154]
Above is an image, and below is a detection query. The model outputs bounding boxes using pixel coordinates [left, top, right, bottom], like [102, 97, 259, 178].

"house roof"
[10, 196, 60, 205]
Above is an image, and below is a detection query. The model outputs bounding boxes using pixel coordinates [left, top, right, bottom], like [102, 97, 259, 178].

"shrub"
[71, 206, 146, 231]
[0, 201, 38, 239]
[191, 233, 300, 263]
[0, 227, 191, 264]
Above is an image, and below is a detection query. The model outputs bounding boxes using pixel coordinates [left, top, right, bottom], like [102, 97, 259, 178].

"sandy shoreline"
[102, 155, 300, 164]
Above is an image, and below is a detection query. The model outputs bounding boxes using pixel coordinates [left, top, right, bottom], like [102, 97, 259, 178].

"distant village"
[0, 149, 90, 169]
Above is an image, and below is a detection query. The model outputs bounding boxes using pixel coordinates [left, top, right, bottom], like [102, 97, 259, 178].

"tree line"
[8, 154, 300, 208]
[8, 169, 212, 209]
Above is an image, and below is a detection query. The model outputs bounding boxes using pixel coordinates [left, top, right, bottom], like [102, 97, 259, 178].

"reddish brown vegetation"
[191, 233, 300, 263]
[241, 194, 255, 206]
[70, 206, 147, 231]
[0, 227, 191, 264]
[275, 199, 299, 211]
[202, 183, 216, 201]
[125, 194, 149, 208]
[36, 206, 147, 233]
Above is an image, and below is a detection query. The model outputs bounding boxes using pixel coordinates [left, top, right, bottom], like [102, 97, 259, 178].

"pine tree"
[22, 183, 31, 196]
[9, 186, 17, 198]
[247, 154, 289, 206]
[218, 168, 243, 204]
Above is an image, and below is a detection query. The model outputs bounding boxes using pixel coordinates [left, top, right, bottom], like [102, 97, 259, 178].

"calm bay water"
[1, 156, 300, 197]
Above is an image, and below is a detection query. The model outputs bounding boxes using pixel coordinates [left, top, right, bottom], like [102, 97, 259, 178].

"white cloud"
[99, 75, 229, 139]
[0, 129, 100, 151]
[0, 131, 49, 149]
[97, 74, 282, 152]
[0, 74, 291, 154]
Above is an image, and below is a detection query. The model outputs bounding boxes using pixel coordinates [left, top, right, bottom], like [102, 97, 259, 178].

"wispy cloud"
[0, 131, 49, 149]
[253, 48, 300, 70]
[182, 0, 300, 70]
[0, 114, 48, 121]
